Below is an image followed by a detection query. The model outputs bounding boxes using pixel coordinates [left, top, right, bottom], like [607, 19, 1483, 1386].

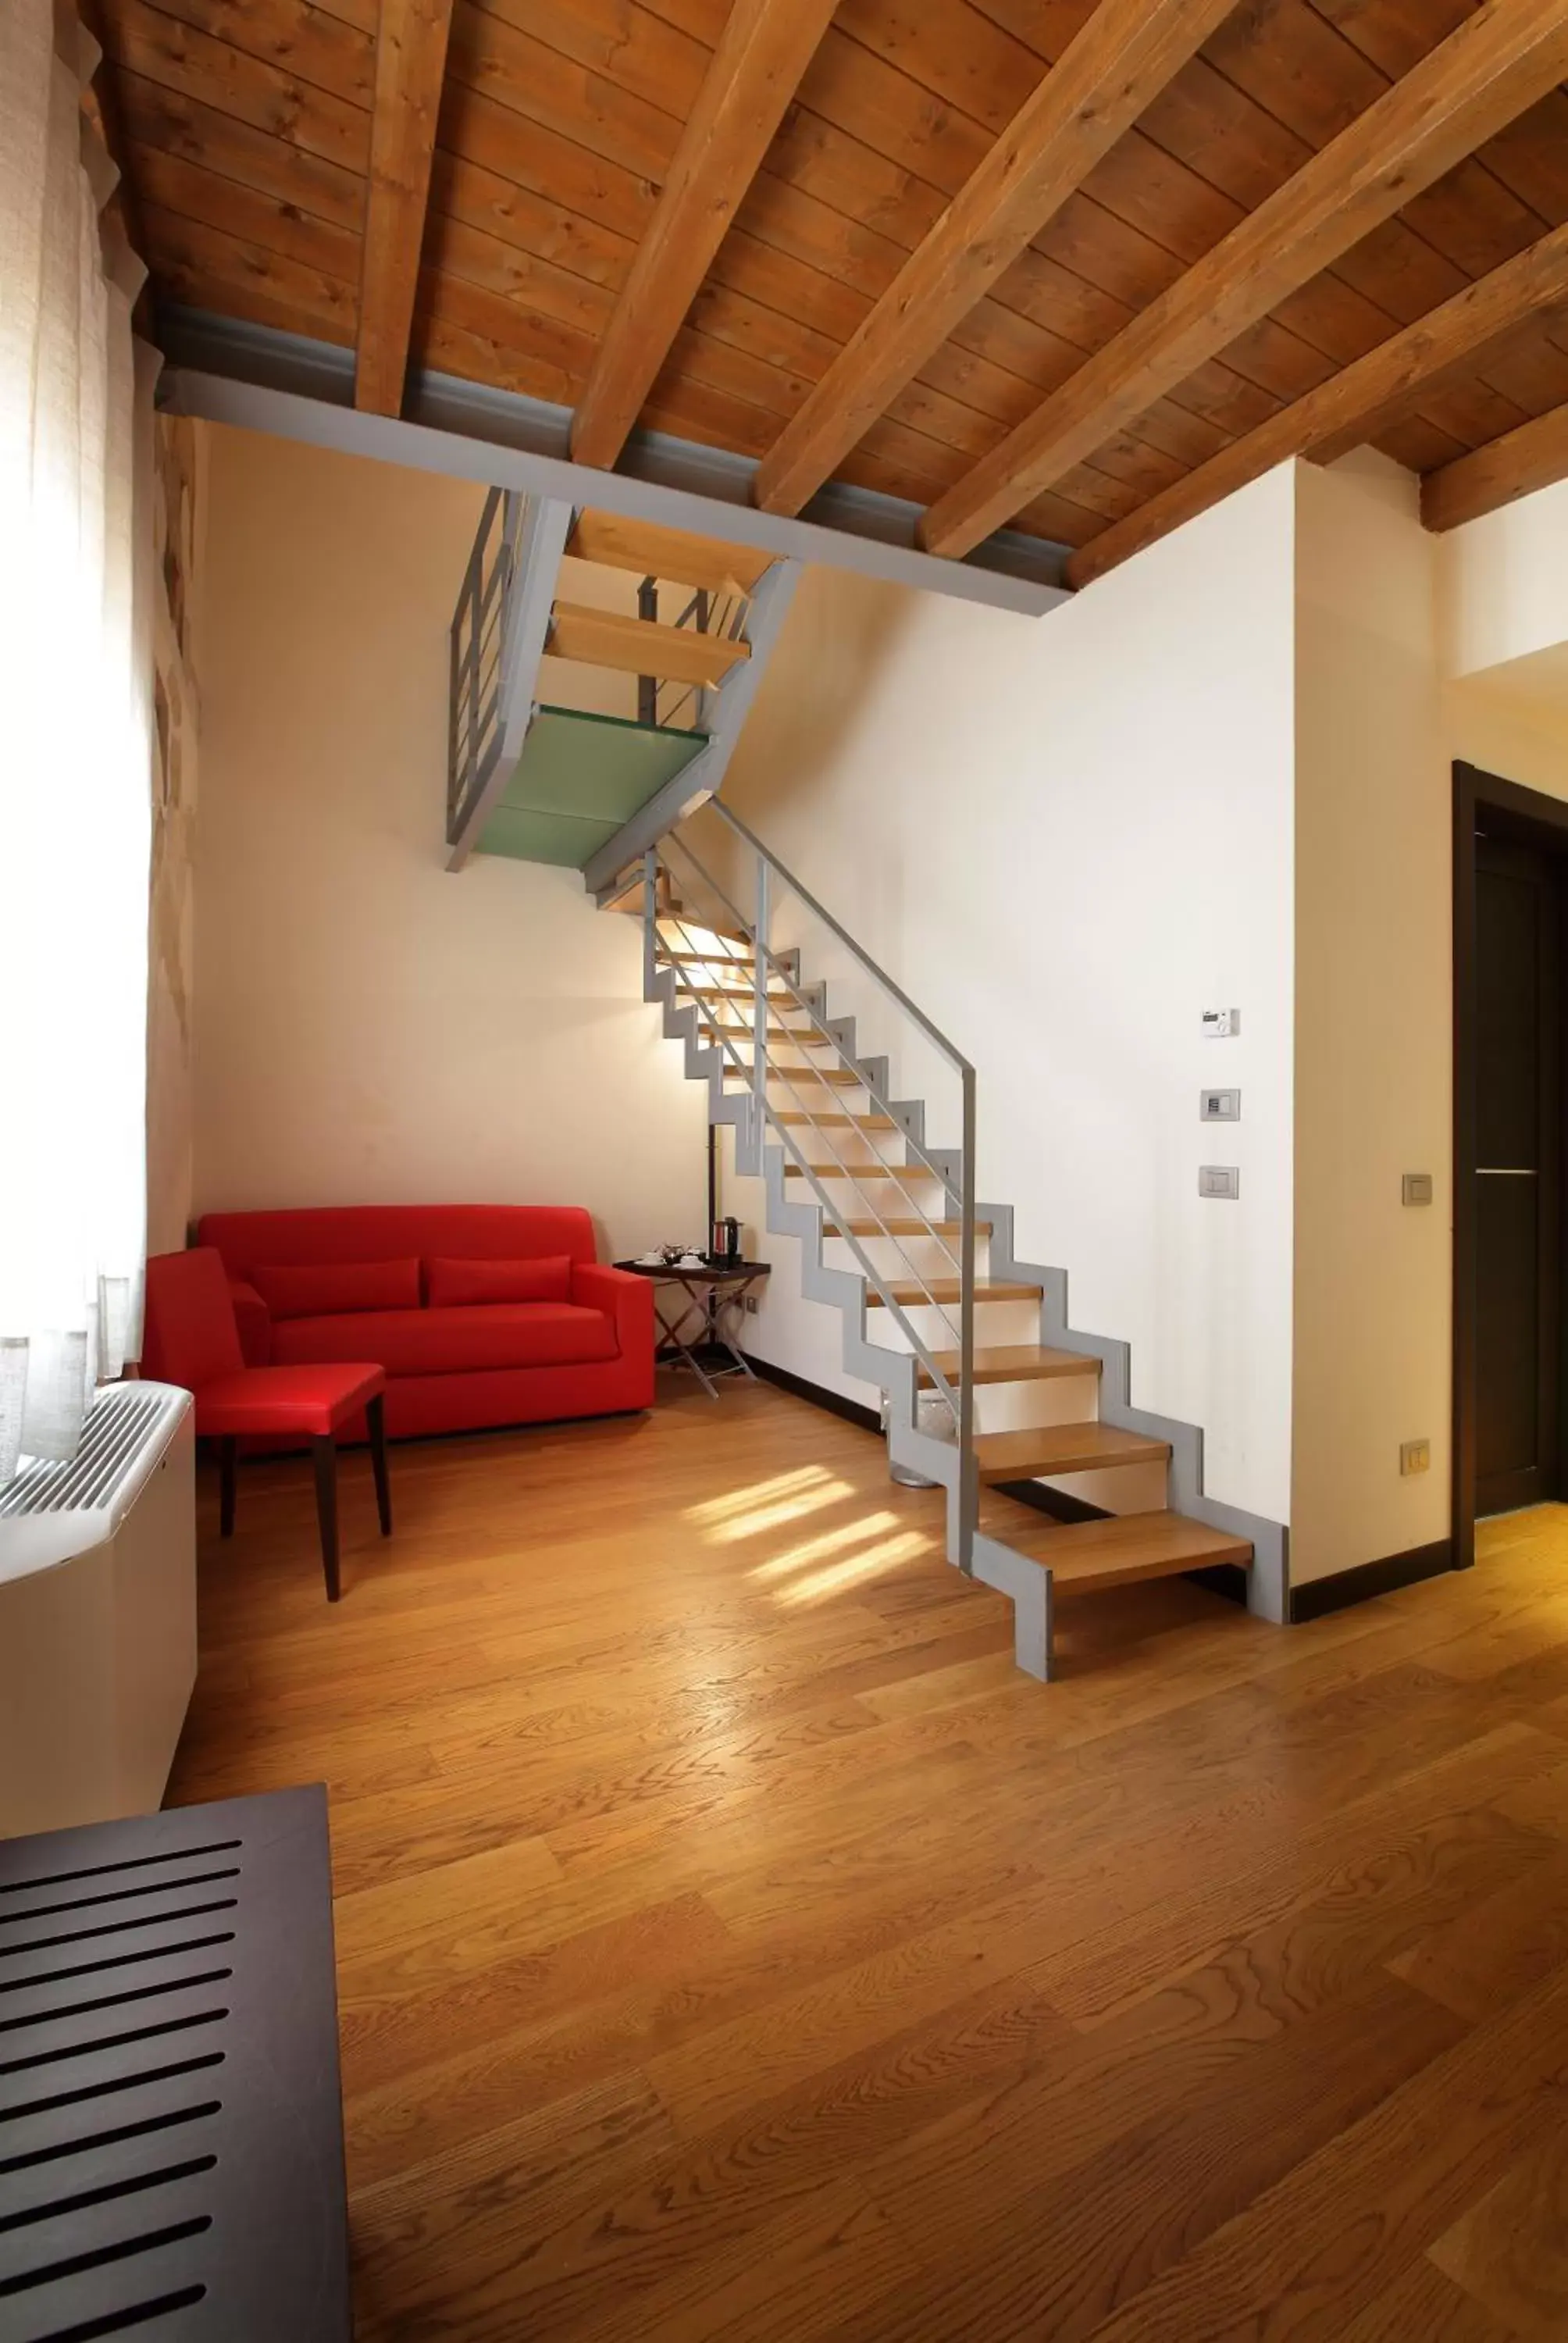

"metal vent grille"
[0, 1388, 185, 1519]
[0, 1786, 351, 2340]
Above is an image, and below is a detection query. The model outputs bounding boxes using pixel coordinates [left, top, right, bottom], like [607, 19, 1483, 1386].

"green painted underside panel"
[479, 704, 707, 867]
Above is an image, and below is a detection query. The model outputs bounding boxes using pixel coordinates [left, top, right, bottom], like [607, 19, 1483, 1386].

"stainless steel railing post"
[957, 1066, 977, 1576]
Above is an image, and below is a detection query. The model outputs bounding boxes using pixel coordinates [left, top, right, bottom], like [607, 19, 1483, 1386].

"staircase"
[617, 809, 1286, 1681]
[444, 499, 1286, 1680]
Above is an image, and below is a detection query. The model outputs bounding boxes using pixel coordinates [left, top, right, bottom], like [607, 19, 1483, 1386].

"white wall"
[704, 466, 1299, 1530]
[192, 426, 706, 1263]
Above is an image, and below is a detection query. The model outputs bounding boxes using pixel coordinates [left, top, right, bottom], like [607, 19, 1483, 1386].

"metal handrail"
[648, 819, 979, 1574]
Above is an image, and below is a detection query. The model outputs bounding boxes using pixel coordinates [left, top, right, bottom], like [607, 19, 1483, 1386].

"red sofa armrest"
[571, 1261, 653, 1359]
[229, 1277, 273, 1366]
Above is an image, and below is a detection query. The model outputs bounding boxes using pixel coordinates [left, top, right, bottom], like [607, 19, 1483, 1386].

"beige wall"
[192, 426, 706, 1261]
[1293, 451, 1568, 1585]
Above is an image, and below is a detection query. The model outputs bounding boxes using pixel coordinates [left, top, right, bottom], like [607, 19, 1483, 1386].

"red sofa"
[194, 1205, 654, 1441]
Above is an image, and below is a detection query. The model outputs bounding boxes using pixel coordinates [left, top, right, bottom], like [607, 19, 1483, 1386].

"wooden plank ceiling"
[95, 0, 1568, 578]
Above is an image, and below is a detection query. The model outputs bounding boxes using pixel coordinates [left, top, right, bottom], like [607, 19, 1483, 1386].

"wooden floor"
[169, 1380, 1568, 2342]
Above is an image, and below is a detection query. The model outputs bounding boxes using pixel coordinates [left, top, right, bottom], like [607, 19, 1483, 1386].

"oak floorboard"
[165, 1383, 1568, 2338]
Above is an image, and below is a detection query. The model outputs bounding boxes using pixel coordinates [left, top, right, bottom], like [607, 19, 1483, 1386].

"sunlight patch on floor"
[776, 1529, 932, 1606]
[750, 1509, 903, 1582]
[686, 1465, 857, 1544]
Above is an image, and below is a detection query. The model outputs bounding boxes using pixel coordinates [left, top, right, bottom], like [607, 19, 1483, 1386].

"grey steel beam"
[581, 559, 801, 897]
[159, 309, 1071, 615]
[446, 494, 571, 872]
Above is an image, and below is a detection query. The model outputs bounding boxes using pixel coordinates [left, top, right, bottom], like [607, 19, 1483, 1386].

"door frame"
[1453, 760, 1568, 1568]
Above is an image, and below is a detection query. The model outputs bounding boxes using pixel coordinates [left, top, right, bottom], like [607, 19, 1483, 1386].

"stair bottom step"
[982, 1503, 1253, 1595]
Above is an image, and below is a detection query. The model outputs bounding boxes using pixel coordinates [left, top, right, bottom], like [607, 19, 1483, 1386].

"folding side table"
[616, 1259, 772, 1396]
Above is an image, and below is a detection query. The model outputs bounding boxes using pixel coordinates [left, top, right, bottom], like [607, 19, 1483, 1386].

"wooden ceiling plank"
[355, 0, 456, 413]
[130, 140, 362, 278]
[115, 68, 366, 230]
[1422, 398, 1568, 530]
[751, 0, 1240, 518]
[98, 0, 370, 170]
[923, 0, 1568, 558]
[567, 0, 839, 472]
[1063, 218, 1568, 586]
[144, 198, 358, 337]
[121, 0, 376, 107]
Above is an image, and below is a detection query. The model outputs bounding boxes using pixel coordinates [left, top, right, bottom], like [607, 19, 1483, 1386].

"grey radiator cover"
[0, 1783, 351, 2340]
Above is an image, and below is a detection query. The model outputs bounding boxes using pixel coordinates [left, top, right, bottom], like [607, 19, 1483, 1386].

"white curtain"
[0, 0, 154, 1482]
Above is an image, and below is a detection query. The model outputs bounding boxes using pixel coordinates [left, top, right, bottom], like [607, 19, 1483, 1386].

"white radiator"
[0, 1380, 196, 1835]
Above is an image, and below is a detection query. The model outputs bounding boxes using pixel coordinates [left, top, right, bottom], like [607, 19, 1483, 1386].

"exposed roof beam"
[1423, 395, 1568, 530]
[752, 0, 1240, 520]
[568, 0, 839, 473]
[355, 0, 454, 416]
[1065, 222, 1568, 584]
[921, 0, 1568, 560]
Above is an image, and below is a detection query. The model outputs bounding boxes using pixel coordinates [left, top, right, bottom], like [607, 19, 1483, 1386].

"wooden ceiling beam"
[355, 0, 454, 417]
[751, 0, 1241, 521]
[568, 0, 839, 475]
[1064, 222, 1568, 584]
[921, 0, 1568, 560]
[1422, 396, 1568, 530]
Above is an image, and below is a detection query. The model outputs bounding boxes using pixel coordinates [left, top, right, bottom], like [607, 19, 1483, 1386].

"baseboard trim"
[1289, 1538, 1454, 1623]
[745, 1353, 882, 1435]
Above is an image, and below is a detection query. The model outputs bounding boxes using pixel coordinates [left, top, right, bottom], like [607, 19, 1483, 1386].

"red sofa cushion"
[251, 1257, 420, 1320]
[198, 1205, 598, 1283]
[271, 1303, 618, 1376]
[426, 1254, 572, 1307]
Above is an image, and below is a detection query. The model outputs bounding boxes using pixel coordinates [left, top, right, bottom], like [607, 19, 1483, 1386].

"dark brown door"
[1474, 836, 1562, 1514]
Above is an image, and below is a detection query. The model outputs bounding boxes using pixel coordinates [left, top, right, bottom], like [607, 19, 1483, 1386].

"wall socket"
[1400, 1438, 1431, 1477]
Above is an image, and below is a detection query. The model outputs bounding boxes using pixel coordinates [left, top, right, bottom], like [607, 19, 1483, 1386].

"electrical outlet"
[743, 1291, 760, 1312]
[1400, 1438, 1431, 1477]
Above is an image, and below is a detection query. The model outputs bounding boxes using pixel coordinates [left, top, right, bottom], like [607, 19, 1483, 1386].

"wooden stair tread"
[661, 950, 758, 967]
[827, 1218, 992, 1237]
[549, 601, 750, 688]
[726, 1067, 863, 1086]
[774, 1111, 898, 1130]
[918, 1343, 1097, 1385]
[705, 1029, 832, 1047]
[980, 1503, 1253, 1592]
[786, 1163, 937, 1181]
[975, 1421, 1171, 1482]
[868, 1278, 1041, 1307]
[680, 983, 798, 1003]
[701, 1023, 832, 1046]
[568, 509, 773, 596]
